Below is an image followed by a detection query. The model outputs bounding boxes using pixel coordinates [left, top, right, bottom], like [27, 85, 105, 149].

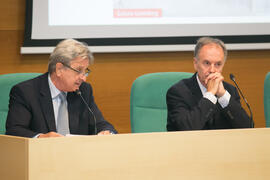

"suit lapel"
[38, 74, 81, 133]
[186, 73, 203, 103]
[39, 73, 57, 132]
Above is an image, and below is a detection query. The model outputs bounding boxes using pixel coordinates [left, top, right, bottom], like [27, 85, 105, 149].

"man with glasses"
[6, 39, 117, 138]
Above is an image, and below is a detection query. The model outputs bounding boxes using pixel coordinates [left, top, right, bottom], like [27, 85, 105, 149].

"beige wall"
[1, 0, 269, 133]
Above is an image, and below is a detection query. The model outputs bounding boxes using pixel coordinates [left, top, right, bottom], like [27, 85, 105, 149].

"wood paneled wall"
[1, 0, 270, 133]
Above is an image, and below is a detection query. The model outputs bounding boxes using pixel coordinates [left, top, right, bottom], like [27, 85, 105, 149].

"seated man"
[6, 39, 117, 138]
[166, 37, 253, 131]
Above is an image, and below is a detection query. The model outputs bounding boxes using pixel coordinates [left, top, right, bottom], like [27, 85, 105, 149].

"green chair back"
[130, 72, 193, 133]
[0, 73, 42, 134]
[264, 72, 270, 127]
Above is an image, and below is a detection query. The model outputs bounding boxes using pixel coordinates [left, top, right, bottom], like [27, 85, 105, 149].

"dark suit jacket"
[6, 73, 117, 137]
[166, 73, 253, 131]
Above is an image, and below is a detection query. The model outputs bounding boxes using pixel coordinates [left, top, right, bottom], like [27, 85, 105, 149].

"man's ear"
[193, 57, 198, 71]
[55, 62, 64, 76]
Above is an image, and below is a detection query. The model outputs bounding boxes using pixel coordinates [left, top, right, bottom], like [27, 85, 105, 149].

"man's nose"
[210, 64, 216, 73]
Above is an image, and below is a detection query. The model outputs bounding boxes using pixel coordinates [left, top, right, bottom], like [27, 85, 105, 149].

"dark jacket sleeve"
[166, 81, 217, 131]
[221, 84, 253, 128]
[6, 84, 39, 137]
[80, 83, 117, 134]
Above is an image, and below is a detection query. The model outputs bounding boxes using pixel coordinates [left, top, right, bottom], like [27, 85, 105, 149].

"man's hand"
[38, 131, 64, 138]
[97, 130, 112, 135]
[205, 72, 225, 97]
[216, 79, 226, 97]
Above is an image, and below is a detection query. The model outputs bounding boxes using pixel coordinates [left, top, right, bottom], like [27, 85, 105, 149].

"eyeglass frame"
[61, 63, 91, 77]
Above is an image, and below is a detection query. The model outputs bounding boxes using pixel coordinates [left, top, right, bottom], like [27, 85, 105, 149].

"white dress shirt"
[48, 74, 67, 127]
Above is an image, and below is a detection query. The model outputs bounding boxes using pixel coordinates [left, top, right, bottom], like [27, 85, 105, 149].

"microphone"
[229, 73, 254, 128]
[75, 89, 97, 135]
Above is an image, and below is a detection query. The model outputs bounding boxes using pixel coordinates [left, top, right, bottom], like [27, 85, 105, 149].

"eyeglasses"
[62, 63, 91, 77]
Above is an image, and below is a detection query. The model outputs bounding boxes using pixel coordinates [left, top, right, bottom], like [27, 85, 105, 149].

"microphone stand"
[75, 90, 97, 135]
[230, 74, 254, 128]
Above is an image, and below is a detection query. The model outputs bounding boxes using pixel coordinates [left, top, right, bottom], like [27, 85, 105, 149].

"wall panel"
[0, 0, 269, 133]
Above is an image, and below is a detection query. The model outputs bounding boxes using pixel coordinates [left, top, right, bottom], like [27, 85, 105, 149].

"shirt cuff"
[204, 92, 217, 104]
[33, 133, 41, 138]
[218, 90, 231, 108]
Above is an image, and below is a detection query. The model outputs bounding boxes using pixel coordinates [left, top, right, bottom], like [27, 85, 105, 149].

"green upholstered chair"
[0, 73, 42, 134]
[130, 72, 193, 133]
[264, 72, 270, 127]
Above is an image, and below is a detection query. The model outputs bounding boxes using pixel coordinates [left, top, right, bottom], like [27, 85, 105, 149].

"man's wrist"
[204, 92, 217, 104]
[33, 133, 41, 138]
[218, 90, 231, 108]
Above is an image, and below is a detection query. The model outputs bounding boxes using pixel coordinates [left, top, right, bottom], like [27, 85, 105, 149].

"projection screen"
[21, 0, 270, 54]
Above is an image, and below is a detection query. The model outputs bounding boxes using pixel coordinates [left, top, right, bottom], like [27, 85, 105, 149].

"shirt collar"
[48, 74, 62, 99]
[196, 74, 207, 95]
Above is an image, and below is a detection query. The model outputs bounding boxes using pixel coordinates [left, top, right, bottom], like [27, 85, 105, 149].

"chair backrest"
[0, 73, 42, 134]
[264, 72, 270, 127]
[130, 72, 193, 133]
